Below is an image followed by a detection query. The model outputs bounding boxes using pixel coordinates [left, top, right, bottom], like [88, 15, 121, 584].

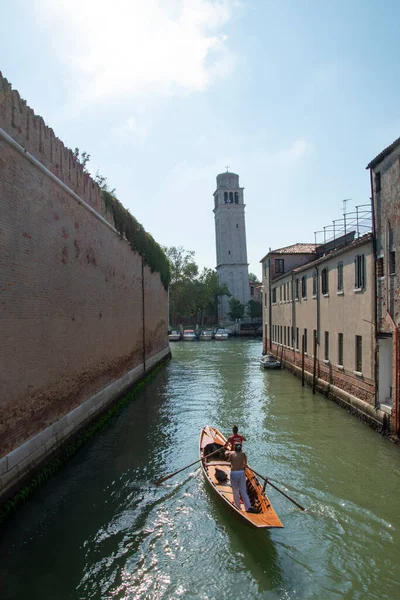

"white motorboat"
[199, 330, 213, 340]
[214, 329, 229, 340]
[168, 330, 181, 341]
[260, 354, 281, 369]
[182, 329, 197, 341]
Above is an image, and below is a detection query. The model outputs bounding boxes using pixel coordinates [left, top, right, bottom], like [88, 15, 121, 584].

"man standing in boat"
[226, 442, 256, 513]
[224, 425, 246, 451]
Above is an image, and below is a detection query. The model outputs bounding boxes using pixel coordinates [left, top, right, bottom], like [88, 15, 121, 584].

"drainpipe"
[292, 272, 296, 359]
[370, 167, 379, 410]
[268, 257, 272, 351]
[315, 266, 320, 345]
[387, 313, 399, 436]
[142, 257, 146, 372]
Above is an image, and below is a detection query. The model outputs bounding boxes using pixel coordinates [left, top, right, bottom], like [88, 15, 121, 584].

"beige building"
[260, 233, 391, 430]
[367, 137, 400, 435]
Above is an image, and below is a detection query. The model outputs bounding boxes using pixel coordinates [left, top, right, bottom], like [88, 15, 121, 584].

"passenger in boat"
[224, 425, 246, 451]
[227, 443, 256, 513]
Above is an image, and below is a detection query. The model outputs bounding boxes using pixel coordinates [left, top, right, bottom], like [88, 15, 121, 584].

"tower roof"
[216, 171, 240, 188]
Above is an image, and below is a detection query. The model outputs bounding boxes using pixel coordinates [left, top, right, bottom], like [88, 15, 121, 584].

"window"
[229, 191, 233, 203]
[228, 250, 230, 255]
[321, 268, 329, 295]
[284, 327, 287, 346]
[324, 331, 329, 361]
[312, 272, 317, 296]
[301, 276, 307, 299]
[224, 191, 228, 203]
[313, 329, 317, 353]
[338, 333, 343, 366]
[263, 262, 267, 277]
[377, 256, 384, 278]
[355, 254, 365, 289]
[280, 325, 283, 344]
[234, 192, 239, 204]
[272, 288, 276, 303]
[264, 292, 267, 307]
[355, 335, 362, 372]
[296, 327, 299, 350]
[304, 328, 308, 353]
[236, 224, 238, 229]
[283, 283, 287, 301]
[250, 286, 254, 296]
[389, 251, 396, 276]
[375, 172, 381, 193]
[275, 259, 284, 274]
[291, 326, 294, 348]
[337, 262, 343, 292]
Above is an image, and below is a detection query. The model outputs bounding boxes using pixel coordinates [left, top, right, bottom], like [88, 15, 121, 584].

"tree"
[228, 298, 245, 321]
[163, 246, 198, 285]
[248, 272, 260, 283]
[197, 268, 231, 326]
[247, 299, 262, 333]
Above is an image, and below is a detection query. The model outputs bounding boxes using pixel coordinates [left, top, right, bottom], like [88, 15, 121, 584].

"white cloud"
[273, 138, 311, 164]
[36, 0, 236, 103]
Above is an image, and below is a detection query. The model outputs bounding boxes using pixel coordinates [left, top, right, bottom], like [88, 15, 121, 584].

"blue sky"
[1, 0, 400, 278]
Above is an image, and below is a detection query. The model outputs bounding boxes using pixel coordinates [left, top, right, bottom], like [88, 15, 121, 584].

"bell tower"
[213, 170, 250, 322]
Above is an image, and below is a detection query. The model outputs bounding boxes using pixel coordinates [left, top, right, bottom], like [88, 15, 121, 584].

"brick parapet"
[0, 72, 108, 219]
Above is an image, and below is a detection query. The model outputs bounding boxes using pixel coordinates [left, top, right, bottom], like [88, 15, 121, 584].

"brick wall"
[0, 74, 168, 462]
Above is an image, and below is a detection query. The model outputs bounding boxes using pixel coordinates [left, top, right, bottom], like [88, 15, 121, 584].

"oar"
[154, 446, 225, 486]
[249, 468, 305, 511]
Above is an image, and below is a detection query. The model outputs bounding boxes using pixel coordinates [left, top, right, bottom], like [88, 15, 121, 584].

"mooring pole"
[312, 330, 317, 394]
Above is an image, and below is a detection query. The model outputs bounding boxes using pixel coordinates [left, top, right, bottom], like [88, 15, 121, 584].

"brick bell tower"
[213, 170, 250, 323]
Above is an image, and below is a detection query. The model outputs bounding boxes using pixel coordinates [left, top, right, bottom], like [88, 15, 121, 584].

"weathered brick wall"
[0, 74, 168, 460]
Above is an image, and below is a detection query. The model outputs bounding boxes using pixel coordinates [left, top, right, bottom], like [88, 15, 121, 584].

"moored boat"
[260, 354, 281, 369]
[199, 330, 213, 340]
[182, 329, 197, 341]
[214, 328, 229, 340]
[168, 330, 181, 341]
[199, 425, 283, 529]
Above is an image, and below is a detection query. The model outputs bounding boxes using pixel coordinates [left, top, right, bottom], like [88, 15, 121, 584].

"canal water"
[1, 339, 399, 599]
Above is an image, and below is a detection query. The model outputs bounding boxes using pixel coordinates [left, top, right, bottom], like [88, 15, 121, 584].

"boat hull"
[199, 426, 283, 529]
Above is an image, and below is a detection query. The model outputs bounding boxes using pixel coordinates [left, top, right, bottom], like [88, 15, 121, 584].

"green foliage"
[163, 248, 230, 324]
[228, 297, 245, 321]
[72, 147, 91, 173]
[247, 299, 262, 319]
[0, 363, 166, 526]
[248, 272, 260, 283]
[102, 189, 170, 290]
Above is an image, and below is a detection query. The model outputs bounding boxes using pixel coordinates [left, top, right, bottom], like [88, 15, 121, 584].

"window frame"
[337, 261, 343, 293]
[321, 267, 329, 295]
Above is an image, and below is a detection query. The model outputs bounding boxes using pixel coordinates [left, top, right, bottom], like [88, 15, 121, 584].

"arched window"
[224, 192, 228, 203]
[229, 191, 233, 203]
[234, 192, 239, 204]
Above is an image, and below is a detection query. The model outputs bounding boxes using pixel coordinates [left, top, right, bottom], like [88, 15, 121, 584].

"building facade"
[213, 171, 250, 322]
[367, 137, 400, 435]
[260, 234, 392, 431]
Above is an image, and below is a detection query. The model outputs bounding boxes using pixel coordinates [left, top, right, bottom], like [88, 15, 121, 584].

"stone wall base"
[0, 347, 171, 504]
[275, 354, 394, 436]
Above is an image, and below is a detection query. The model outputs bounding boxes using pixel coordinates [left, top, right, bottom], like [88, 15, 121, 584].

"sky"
[1, 0, 400, 278]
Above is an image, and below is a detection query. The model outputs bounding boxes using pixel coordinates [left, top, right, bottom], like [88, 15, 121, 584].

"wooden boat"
[199, 425, 283, 529]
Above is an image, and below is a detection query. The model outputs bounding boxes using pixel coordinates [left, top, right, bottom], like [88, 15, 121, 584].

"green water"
[1, 339, 399, 599]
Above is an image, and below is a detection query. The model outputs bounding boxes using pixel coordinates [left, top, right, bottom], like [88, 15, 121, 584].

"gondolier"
[227, 443, 256, 513]
[224, 425, 246, 451]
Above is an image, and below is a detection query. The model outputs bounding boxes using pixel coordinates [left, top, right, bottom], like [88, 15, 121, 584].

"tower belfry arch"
[213, 171, 250, 323]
